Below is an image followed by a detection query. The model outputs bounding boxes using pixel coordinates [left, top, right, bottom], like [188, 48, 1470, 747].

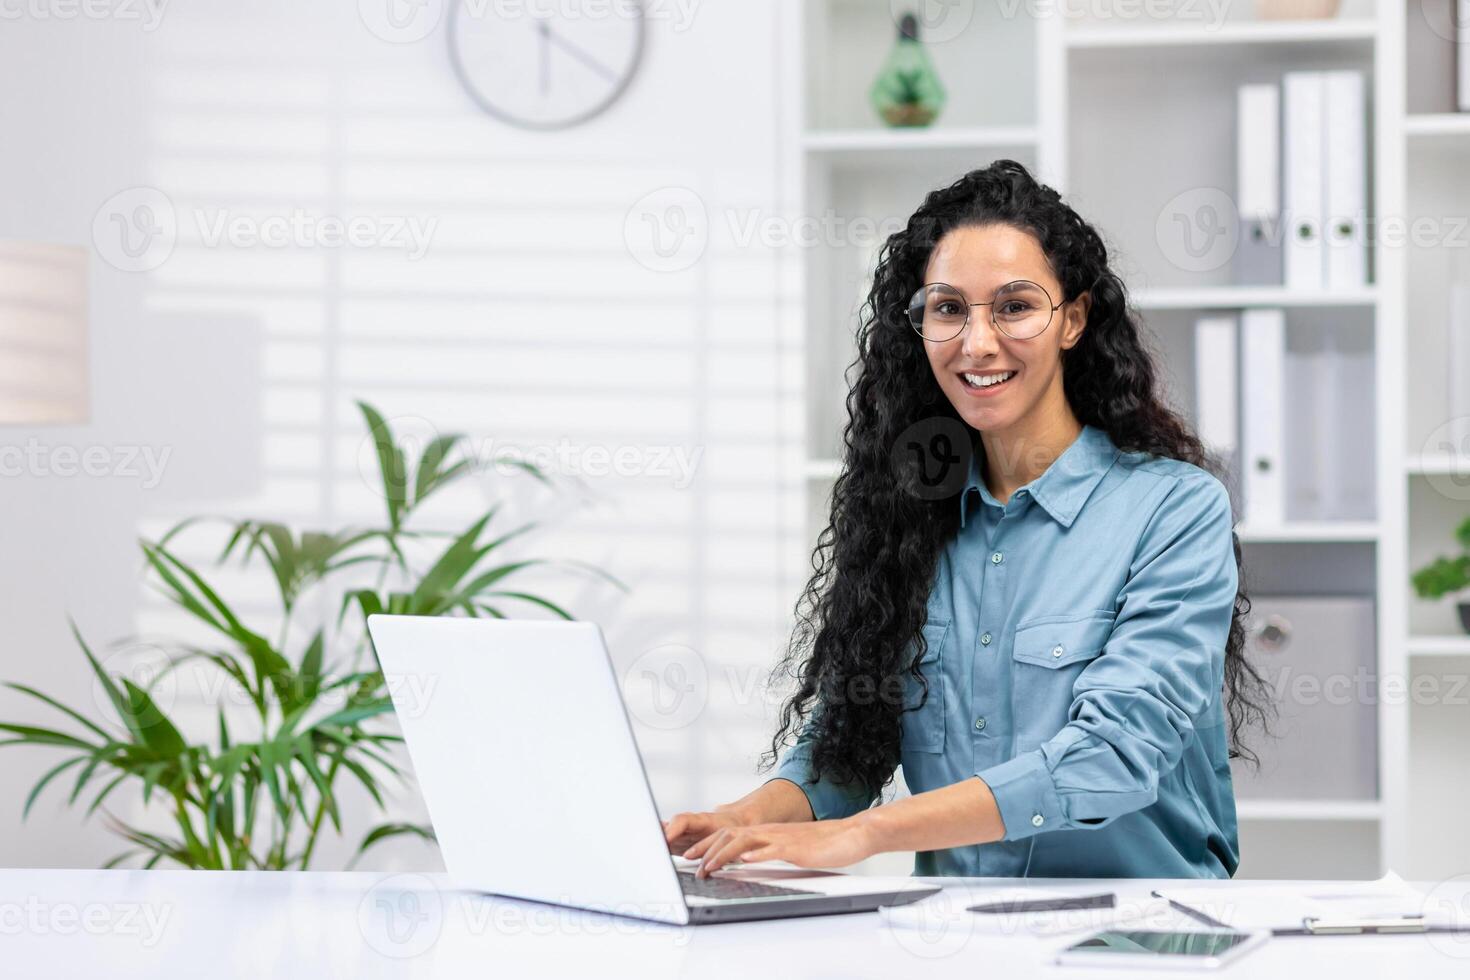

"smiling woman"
[663, 159, 1275, 881]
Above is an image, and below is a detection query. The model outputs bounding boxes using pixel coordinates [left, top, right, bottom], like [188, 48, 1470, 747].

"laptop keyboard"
[677, 871, 817, 900]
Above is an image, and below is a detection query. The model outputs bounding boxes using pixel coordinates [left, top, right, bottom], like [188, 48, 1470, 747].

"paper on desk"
[1155, 872, 1470, 932]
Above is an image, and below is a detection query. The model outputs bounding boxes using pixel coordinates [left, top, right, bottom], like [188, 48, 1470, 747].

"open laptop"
[365, 615, 939, 925]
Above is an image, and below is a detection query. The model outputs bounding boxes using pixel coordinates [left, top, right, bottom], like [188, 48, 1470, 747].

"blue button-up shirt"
[771, 424, 1240, 878]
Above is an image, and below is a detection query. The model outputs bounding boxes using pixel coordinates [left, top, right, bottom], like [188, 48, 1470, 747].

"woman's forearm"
[852, 776, 1006, 854]
[721, 778, 815, 824]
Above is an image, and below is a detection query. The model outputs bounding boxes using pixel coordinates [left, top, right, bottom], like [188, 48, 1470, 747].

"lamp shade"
[0, 241, 89, 425]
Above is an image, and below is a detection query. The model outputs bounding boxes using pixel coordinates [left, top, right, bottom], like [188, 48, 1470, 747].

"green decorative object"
[0, 401, 625, 869]
[869, 12, 947, 129]
[1410, 514, 1470, 634]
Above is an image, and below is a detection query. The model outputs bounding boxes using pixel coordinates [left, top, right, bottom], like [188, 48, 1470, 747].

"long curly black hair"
[763, 159, 1272, 805]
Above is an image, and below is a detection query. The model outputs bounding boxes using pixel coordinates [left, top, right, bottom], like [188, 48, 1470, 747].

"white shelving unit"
[788, 0, 1470, 880]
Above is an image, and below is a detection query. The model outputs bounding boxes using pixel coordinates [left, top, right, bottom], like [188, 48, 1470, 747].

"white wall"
[0, 0, 808, 870]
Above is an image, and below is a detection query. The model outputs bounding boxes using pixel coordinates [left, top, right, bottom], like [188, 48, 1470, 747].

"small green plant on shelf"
[1410, 514, 1470, 635]
[0, 402, 624, 869]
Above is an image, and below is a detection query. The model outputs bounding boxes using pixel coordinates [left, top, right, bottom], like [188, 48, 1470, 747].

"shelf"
[802, 126, 1038, 155]
[1404, 114, 1470, 145]
[1236, 799, 1381, 822]
[1407, 635, 1470, 658]
[1405, 454, 1470, 476]
[1235, 522, 1379, 543]
[1065, 18, 1377, 52]
[1131, 285, 1378, 311]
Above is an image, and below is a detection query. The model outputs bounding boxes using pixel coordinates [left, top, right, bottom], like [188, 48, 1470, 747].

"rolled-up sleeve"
[768, 708, 883, 820]
[976, 475, 1237, 841]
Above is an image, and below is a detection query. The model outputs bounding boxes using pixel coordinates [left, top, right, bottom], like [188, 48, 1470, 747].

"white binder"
[1460, 0, 1470, 111]
[1241, 309, 1286, 527]
[1235, 84, 1281, 286]
[1323, 71, 1367, 288]
[1451, 283, 1470, 447]
[1283, 72, 1325, 290]
[1194, 315, 1239, 464]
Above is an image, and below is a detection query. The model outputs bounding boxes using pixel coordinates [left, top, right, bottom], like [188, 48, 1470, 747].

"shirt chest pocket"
[1010, 610, 1116, 750]
[900, 620, 949, 755]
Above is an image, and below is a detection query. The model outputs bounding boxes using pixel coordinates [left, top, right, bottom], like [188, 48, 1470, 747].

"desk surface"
[3, 869, 1469, 978]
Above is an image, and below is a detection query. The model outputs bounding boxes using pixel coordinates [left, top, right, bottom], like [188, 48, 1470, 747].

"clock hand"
[542, 24, 620, 85]
[538, 20, 550, 96]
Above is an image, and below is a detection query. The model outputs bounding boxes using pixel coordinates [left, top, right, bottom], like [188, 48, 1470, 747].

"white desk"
[3, 869, 1469, 978]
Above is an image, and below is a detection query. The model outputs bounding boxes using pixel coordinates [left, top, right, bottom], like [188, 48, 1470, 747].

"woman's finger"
[681, 829, 723, 860]
[739, 844, 780, 864]
[699, 829, 759, 877]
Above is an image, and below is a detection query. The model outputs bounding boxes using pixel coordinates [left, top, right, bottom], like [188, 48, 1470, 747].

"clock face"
[448, 0, 644, 130]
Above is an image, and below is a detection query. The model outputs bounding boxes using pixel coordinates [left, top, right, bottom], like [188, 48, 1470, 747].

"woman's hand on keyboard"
[684, 818, 875, 878]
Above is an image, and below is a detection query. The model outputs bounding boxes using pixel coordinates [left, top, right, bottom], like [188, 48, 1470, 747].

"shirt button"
[1031, 813, 1045, 827]
[980, 631, 992, 646]
[1051, 644, 1064, 658]
[974, 716, 987, 731]
[990, 552, 1003, 565]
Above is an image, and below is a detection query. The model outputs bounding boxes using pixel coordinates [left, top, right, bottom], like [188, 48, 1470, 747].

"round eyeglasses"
[906, 280, 1064, 342]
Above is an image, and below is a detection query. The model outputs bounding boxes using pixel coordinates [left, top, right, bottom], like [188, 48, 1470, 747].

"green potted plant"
[1410, 514, 1470, 634]
[0, 402, 623, 869]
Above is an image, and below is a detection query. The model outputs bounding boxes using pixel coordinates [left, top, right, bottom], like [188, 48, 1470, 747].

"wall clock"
[448, 0, 645, 130]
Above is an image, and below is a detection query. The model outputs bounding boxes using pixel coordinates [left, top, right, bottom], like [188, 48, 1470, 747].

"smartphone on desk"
[1055, 928, 1268, 970]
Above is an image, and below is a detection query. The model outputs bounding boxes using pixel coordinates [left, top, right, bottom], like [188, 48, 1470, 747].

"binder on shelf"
[1234, 84, 1281, 286]
[1460, 0, 1470, 112]
[1284, 322, 1334, 520]
[1451, 283, 1470, 447]
[1194, 315, 1239, 471]
[1241, 308, 1286, 527]
[1283, 72, 1325, 290]
[1323, 70, 1367, 288]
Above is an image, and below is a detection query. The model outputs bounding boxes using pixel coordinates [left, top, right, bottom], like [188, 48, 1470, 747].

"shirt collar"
[959, 424, 1121, 529]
